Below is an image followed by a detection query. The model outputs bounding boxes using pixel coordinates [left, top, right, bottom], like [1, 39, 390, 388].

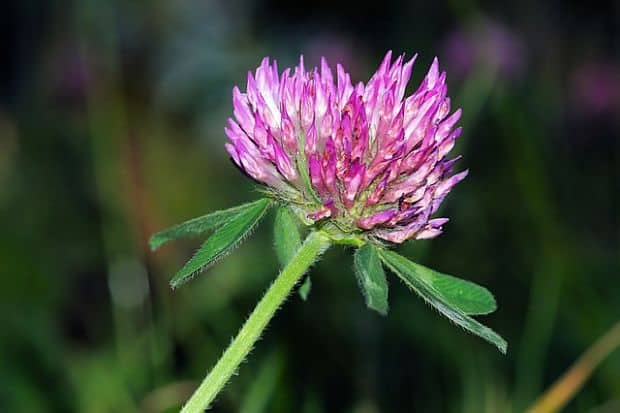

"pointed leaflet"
[378, 249, 507, 353]
[273, 206, 311, 300]
[150, 199, 270, 251]
[427, 271, 496, 315]
[170, 198, 271, 288]
[353, 244, 389, 315]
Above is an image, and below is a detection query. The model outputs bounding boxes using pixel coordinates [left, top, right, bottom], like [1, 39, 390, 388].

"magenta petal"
[374, 213, 428, 243]
[322, 138, 338, 194]
[428, 217, 449, 227]
[365, 174, 389, 206]
[307, 204, 332, 221]
[269, 134, 297, 181]
[377, 50, 393, 77]
[425, 57, 440, 88]
[414, 217, 449, 239]
[395, 55, 417, 101]
[232, 87, 255, 132]
[320, 57, 334, 86]
[415, 227, 443, 239]
[252, 114, 269, 147]
[357, 209, 397, 230]
[435, 108, 462, 143]
[225, 143, 240, 165]
[309, 154, 326, 194]
[343, 161, 365, 207]
[435, 169, 469, 198]
[438, 127, 462, 158]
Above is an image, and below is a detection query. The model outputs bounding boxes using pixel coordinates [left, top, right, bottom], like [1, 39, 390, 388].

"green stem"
[180, 231, 331, 413]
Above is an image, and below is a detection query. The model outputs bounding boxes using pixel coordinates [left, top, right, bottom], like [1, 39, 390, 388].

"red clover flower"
[226, 52, 466, 243]
[150, 51, 506, 413]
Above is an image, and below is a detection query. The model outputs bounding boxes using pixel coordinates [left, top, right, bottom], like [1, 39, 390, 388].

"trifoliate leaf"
[150, 199, 270, 251]
[353, 244, 389, 315]
[170, 198, 271, 288]
[378, 249, 507, 353]
[298, 276, 312, 301]
[273, 206, 302, 267]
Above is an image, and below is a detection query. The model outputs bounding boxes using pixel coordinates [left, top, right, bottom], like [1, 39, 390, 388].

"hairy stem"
[180, 231, 331, 413]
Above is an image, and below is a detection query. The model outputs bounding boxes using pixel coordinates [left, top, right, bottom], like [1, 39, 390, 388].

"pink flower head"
[225, 51, 467, 244]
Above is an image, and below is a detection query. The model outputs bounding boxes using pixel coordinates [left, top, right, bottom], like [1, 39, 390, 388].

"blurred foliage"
[0, 0, 618, 412]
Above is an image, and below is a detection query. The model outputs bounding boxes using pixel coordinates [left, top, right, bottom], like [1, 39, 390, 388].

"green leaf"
[273, 206, 309, 300]
[353, 244, 389, 315]
[273, 207, 309, 300]
[409, 264, 496, 315]
[170, 198, 271, 288]
[150, 199, 270, 251]
[273, 207, 302, 267]
[298, 276, 312, 301]
[378, 249, 507, 353]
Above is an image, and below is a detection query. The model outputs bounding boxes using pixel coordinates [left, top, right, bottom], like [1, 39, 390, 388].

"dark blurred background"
[1, 1, 619, 412]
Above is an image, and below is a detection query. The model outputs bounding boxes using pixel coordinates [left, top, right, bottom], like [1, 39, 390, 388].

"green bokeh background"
[1, 1, 618, 412]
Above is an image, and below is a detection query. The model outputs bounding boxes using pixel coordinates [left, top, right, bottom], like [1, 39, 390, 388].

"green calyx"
[255, 176, 388, 241]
